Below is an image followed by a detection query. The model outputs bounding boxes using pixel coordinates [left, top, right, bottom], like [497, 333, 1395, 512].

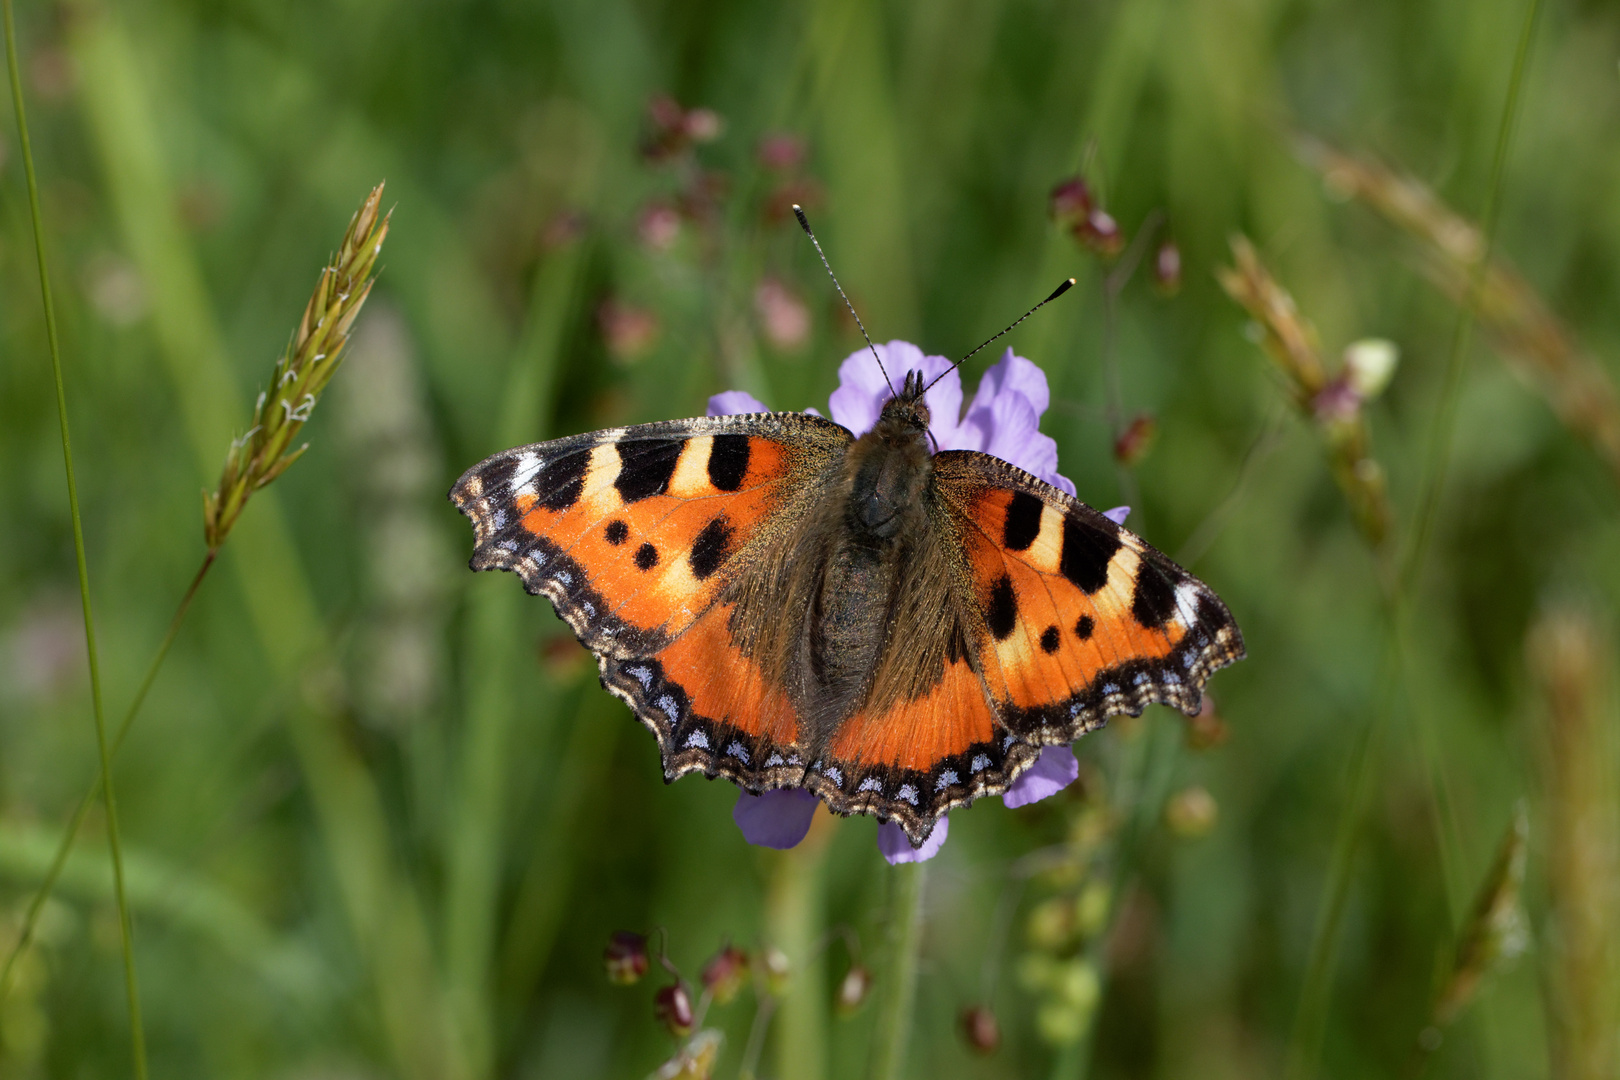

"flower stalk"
[204, 183, 390, 550]
[1218, 237, 1394, 549]
[871, 862, 926, 1080]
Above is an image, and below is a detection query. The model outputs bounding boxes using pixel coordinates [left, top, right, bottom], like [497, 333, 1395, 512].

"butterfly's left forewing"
[451, 412, 851, 787]
[931, 450, 1243, 744]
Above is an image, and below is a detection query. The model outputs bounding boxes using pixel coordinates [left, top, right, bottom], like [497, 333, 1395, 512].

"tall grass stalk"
[445, 226, 588, 1079]
[2, 0, 147, 1074]
[1285, 3, 1542, 1075]
[1401, 0, 1543, 593]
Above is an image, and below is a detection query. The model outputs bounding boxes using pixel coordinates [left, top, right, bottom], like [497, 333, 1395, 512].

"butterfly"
[450, 365, 1244, 847]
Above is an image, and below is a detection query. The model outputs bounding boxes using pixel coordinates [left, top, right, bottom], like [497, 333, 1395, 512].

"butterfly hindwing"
[931, 450, 1244, 744]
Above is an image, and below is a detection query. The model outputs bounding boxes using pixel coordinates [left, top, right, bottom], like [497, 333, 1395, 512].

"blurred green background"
[2, 0, 1618, 1076]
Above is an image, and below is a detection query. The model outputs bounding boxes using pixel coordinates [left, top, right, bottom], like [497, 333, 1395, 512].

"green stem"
[1401, 0, 1542, 593]
[3, 2, 147, 1075]
[1284, 6, 1542, 1076]
[871, 861, 927, 1080]
[0, 551, 216, 1002]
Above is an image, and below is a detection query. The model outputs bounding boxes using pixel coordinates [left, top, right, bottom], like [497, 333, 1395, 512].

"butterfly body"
[451, 370, 1242, 845]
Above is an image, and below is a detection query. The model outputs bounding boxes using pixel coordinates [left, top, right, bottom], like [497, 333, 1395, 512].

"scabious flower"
[712, 342, 1127, 864]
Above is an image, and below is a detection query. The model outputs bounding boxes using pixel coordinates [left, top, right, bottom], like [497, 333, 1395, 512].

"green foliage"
[2, 0, 1617, 1077]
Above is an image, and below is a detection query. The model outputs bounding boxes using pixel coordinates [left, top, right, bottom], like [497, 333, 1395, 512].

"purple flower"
[709, 342, 1122, 864]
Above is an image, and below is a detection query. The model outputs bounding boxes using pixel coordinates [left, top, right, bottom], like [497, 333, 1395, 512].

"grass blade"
[2, 0, 147, 1074]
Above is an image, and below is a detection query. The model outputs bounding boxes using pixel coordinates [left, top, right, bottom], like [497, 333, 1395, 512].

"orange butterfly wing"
[450, 413, 848, 786]
[932, 450, 1243, 744]
[794, 452, 1243, 846]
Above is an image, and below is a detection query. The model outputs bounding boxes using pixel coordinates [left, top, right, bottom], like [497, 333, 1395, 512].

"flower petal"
[877, 816, 950, 864]
[1103, 505, 1130, 526]
[828, 341, 965, 443]
[1002, 746, 1079, 808]
[707, 390, 770, 417]
[969, 348, 1051, 416]
[733, 789, 819, 849]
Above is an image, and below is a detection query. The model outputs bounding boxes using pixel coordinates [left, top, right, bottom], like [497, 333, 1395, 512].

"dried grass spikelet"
[203, 183, 391, 550]
[1528, 607, 1620, 1080]
[1298, 140, 1620, 486]
[1217, 237, 1392, 547]
[1429, 803, 1529, 1030]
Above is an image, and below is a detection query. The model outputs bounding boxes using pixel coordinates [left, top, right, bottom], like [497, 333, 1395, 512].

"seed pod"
[760, 946, 791, 996]
[959, 1005, 1001, 1054]
[1113, 414, 1158, 467]
[1049, 176, 1094, 228]
[654, 982, 696, 1037]
[835, 965, 872, 1014]
[700, 945, 749, 1005]
[604, 931, 649, 985]
[1153, 239, 1182, 295]
[1076, 208, 1124, 257]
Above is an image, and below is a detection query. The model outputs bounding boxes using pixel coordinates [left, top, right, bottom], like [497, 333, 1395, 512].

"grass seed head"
[203, 183, 390, 551]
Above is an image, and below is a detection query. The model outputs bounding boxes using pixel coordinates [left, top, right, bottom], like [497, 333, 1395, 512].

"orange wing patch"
[831, 656, 995, 771]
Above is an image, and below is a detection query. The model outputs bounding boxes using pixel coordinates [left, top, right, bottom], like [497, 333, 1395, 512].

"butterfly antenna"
[792, 204, 896, 399]
[922, 278, 1077, 394]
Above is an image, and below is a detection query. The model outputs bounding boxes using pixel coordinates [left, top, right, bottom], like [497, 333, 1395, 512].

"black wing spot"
[1074, 614, 1095, 640]
[690, 516, 735, 580]
[1131, 561, 1179, 629]
[707, 434, 751, 491]
[615, 440, 684, 503]
[634, 543, 659, 570]
[1003, 491, 1044, 551]
[477, 457, 518, 496]
[987, 574, 1017, 641]
[1039, 625, 1061, 653]
[605, 520, 629, 545]
[537, 451, 590, 511]
[1059, 516, 1121, 594]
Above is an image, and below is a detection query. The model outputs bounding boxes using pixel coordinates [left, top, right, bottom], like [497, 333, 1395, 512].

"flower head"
[710, 343, 1118, 863]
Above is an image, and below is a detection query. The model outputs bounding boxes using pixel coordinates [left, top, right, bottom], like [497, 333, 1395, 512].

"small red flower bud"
[959, 1005, 1001, 1054]
[1049, 177, 1093, 228]
[604, 931, 649, 985]
[1113, 414, 1158, 467]
[654, 981, 696, 1037]
[1076, 208, 1124, 257]
[1153, 240, 1182, 295]
[637, 202, 682, 251]
[700, 945, 750, 1004]
[834, 965, 872, 1014]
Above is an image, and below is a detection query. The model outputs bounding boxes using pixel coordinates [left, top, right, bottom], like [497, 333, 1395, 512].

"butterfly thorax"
[786, 381, 944, 749]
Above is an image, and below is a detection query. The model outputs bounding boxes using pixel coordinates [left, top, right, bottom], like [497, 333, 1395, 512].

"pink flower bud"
[757, 133, 806, 172]
[1076, 208, 1124, 257]
[1049, 177, 1093, 228]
